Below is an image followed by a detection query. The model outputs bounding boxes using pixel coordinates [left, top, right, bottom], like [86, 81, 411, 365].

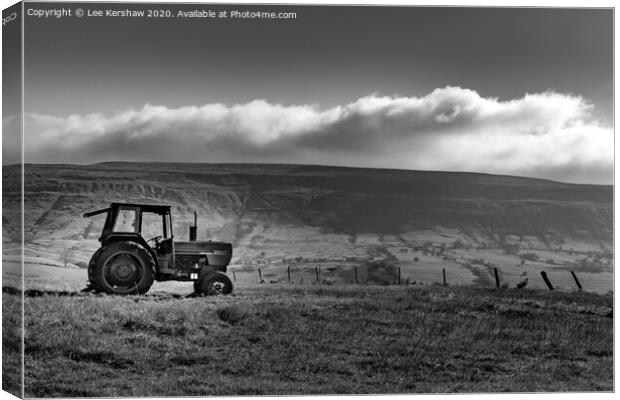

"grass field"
[2, 282, 612, 397]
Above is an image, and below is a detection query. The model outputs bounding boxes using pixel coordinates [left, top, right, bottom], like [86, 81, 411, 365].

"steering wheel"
[147, 235, 163, 246]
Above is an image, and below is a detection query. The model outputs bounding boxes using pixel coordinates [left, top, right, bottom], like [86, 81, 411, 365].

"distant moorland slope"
[2, 162, 613, 291]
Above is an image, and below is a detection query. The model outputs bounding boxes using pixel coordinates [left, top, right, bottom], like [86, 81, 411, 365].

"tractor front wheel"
[195, 272, 233, 296]
[90, 241, 155, 295]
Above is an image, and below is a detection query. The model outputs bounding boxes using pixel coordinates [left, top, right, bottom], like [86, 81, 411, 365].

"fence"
[228, 263, 611, 293]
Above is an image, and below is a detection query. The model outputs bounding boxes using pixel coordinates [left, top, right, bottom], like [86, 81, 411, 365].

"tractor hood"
[175, 241, 232, 267]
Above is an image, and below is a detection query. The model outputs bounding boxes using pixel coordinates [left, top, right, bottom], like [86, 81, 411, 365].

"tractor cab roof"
[84, 202, 172, 218]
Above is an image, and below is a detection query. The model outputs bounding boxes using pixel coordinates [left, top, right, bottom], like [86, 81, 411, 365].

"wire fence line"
[228, 264, 609, 293]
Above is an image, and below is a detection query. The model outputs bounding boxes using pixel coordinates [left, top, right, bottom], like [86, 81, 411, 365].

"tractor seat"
[156, 237, 173, 254]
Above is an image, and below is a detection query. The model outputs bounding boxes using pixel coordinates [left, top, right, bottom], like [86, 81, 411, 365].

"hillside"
[2, 162, 613, 292]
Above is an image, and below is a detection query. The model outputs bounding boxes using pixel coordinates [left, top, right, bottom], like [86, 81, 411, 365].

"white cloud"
[6, 86, 612, 184]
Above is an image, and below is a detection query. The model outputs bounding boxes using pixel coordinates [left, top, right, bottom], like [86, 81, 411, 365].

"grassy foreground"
[3, 284, 613, 396]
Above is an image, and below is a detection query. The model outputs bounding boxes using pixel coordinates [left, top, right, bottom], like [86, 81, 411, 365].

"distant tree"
[502, 243, 520, 255]
[61, 248, 74, 268]
[452, 239, 466, 249]
[520, 252, 539, 262]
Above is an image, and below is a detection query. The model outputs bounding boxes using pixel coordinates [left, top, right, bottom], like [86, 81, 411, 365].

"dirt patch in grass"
[217, 304, 249, 325]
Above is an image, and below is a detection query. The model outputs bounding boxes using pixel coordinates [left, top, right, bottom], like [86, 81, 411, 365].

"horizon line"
[4, 160, 613, 187]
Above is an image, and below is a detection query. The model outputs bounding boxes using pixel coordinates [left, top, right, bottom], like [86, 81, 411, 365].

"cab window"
[141, 212, 163, 241]
[113, 207, 139, 233]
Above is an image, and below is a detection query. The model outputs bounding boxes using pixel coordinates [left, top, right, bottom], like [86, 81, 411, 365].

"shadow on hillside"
[2, 286, 189, 300]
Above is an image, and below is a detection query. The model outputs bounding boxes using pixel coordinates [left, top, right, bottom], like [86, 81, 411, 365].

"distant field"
[3, 283, 612, 396]
[2, 245, 612, 295]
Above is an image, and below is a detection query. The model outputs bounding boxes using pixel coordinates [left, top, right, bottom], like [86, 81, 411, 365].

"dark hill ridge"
[2, 163, 613, 264]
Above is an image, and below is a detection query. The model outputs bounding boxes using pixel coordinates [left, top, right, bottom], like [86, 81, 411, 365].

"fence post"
[315, 266, 319, 283]
[258, 268, 262, 282]
[540, 271, 554, 290]
[494, 268, 500, 288]
[570, 271, 583, 290]
[232, 271, 236, 283]
[287, 265, 291, 284]
[354, 266, 358, 284]
[442, 268, 447, 286]
[398, 267, 401, 285]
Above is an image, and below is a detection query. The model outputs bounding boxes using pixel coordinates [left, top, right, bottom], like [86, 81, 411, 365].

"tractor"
[83, 202, 233, 296]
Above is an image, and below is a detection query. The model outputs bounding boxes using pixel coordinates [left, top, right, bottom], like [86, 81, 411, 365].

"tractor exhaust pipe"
[189, 211, 197, 241]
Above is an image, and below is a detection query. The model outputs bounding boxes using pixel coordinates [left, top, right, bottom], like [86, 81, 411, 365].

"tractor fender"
[87, 247, 103, 282]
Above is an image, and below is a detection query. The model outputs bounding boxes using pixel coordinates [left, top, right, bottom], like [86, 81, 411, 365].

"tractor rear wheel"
[90, 241, 155, 295]
[195, 272, 233, 296]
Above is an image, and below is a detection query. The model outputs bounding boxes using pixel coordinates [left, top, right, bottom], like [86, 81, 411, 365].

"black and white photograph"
[1, 0, 615, 397]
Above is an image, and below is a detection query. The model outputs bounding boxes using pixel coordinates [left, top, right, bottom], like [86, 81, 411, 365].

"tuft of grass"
[2, 293, 22, 397]
[14, 284, 613, 397]
[217, 304, 249, 325]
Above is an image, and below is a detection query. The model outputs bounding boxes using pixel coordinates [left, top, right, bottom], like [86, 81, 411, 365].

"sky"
[2, 2, 614, 184]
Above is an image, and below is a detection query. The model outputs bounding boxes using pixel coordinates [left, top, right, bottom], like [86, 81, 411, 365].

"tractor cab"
[83, 202, 233, 295]
[85, 202, 174, 255]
